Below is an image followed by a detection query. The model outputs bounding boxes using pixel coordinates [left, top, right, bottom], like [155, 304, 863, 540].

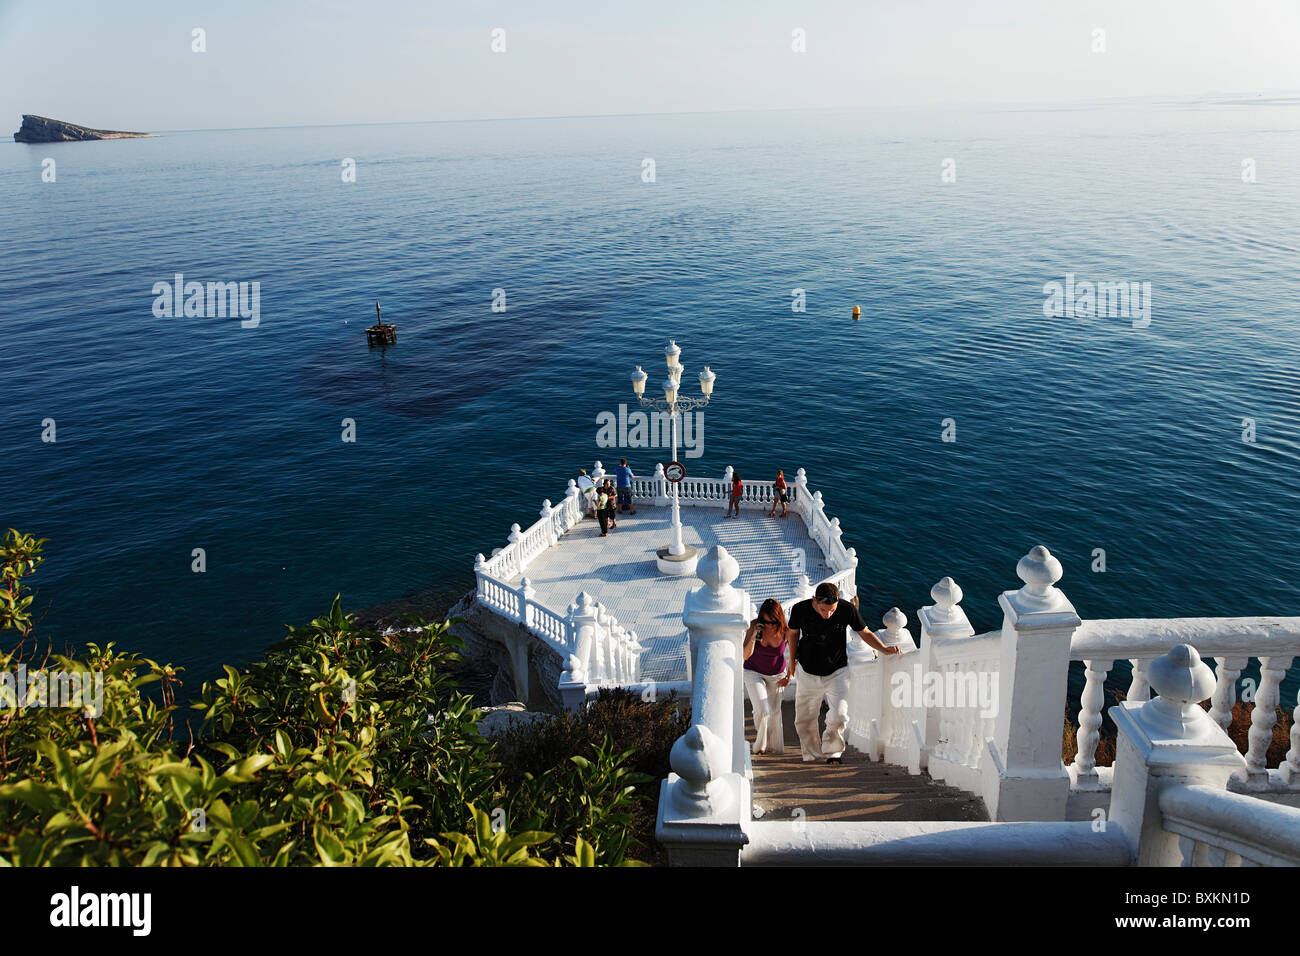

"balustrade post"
[653, 463, 668, 506]
[565, 482, 580, 528]
[474, 553, 487, 600]
[592, 460, 606, 485]
[1281, 684, 1300, 787]
[1207, 656, 1247, 730]
[793, 468, 808, 515]
[540, 500, 556, 547]
[1240, 656, 1290, 790]
[986, 546, 1081, 821]
[844, 547, 859, 602]
[1109, 644, 1247, 866]
[1128, 659, 1152, 702]
[1073, 659, 1113, 789]
[656, 545, 751, 866]
[848, 607, 915, 760]
[917, 578, 975, 778]
[558, 592, 599, 711]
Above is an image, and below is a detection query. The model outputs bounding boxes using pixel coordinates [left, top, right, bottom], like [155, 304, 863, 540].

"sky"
[2, 0, 1299, 131]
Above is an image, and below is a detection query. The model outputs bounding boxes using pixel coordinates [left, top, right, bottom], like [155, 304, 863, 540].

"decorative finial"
[1015, 545, 1065, 610]
[696, 544, 740, 594]
[931, 576, 963, 615]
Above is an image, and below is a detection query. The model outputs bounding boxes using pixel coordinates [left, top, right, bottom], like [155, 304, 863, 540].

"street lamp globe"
[631, 365, 648, 397]
[663, 377, 679, 404]
[665, 339, 681, 371]
[699, 366, 716, 397]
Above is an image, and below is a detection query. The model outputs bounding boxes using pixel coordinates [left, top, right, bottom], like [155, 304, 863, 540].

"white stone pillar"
[591, 460, 606, 485]
[985, 546, 1081, 822]
[656, 545, 751, 866]
[1110, 644, 1247, 866]
[917, 577, 974, 773]
[653, 463, 668, 506]
[540, 500, 555, 547]
[558, 592, 598, 711]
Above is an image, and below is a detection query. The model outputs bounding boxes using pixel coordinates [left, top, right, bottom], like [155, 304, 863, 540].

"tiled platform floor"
[506, 504, 829, 682]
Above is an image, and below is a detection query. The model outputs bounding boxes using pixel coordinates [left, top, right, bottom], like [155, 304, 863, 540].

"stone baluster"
[1128, 658, 1151, 702]
[539, 500, 555, 547]
[1280, 685, 1300, 788]
[474, 553, 487, 599]
[844, 547, 859, 601]
[1109, 644, 1247, 866]
[1242, 656, 1291, 790]
[653, 463, 668, 506]
[828, 516, 845, 564]
[630, 630, 643, 681]
[558, 592, 599, 711]
[1208, 656, 1247, 730]
[519, 577, 534, 628]
[793, 467, 808, 513]
[507, 523, 523, 574]
[917, 577, 974, 775]
[564, 481, 580, 527]
[1074, 659, 1113, 788]
[988, 546, 1081, 822]
[657, 545, 752, 865]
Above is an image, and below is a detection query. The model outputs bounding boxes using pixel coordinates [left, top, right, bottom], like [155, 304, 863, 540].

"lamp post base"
[656, 545, 700, 576]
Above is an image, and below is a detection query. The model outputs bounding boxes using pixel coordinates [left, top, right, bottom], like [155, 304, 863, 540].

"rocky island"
[13, 114, 152, 143]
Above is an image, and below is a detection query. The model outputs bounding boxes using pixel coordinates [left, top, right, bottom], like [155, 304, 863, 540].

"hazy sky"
[2, 0, 1299, 130]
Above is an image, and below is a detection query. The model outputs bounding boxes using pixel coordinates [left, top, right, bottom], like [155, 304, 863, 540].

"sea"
[3, 97, 1299, 714]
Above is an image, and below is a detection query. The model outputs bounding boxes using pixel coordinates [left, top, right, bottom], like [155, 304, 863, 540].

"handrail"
[1070, 617, 1300, 658]
[1160, 784, 1300, 866]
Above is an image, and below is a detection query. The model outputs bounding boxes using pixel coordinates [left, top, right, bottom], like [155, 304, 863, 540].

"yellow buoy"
[852, 304, 861, 320]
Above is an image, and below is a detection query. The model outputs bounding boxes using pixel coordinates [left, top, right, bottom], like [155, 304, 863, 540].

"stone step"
[746, 699, 989, 823]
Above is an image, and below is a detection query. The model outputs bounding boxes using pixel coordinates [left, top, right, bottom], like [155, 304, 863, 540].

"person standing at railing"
[615, 457, 637, 515]
[596, 484, 614, 536]
[725, 472, 743, 518]
[768, 469, 788, 518]
[783, 581, 901, 764]
[601, 479, 619, 530]
[744, 599, 789, 755]
[576, 469, 597, 518]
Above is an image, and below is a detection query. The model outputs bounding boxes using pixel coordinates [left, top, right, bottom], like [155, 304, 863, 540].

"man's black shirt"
[787, 598, 866, 676]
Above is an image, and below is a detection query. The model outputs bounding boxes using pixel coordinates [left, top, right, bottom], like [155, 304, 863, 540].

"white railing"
[474, 463, 857, 709]
[1160, 785, 1300, 866]
[1067, 618, 1300, 794]
[846, 609, 922, 769]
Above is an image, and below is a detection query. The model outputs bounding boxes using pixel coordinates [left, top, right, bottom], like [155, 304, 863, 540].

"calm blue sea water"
[3, 101, 1299, 709]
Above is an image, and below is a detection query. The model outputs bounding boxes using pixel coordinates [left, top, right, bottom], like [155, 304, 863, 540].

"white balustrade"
[1067, 619, 1300, 796]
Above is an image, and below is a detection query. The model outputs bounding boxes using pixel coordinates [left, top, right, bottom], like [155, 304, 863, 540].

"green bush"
[0, 530, 659, 866]
[493, 688, 690, 865]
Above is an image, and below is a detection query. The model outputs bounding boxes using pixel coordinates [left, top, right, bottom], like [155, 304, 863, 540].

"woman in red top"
[768, 469, 788, 518]
[726, 472, 742, 518]
[743, 599, 789, 755]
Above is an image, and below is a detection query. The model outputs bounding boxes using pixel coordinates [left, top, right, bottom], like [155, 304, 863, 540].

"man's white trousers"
[793, 663, 850, 761]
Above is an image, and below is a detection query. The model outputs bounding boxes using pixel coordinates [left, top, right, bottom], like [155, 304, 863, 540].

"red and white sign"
[665, 461, 686, 483]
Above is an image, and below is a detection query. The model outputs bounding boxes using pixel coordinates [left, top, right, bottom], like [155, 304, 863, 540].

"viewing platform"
[498, 505, 822, 684]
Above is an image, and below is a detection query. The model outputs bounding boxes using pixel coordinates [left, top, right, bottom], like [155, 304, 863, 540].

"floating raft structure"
[365, 301, 396, 346]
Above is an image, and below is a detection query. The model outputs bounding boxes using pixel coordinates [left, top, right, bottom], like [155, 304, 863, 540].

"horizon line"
[7, 87, 1300, 137]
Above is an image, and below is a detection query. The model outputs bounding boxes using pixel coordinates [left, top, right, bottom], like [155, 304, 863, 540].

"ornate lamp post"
[631, 340, 716, 575]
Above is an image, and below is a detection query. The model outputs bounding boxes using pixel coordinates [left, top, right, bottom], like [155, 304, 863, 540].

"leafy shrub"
[0, 531, 661, 866]
[493, 688, 689, 865]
